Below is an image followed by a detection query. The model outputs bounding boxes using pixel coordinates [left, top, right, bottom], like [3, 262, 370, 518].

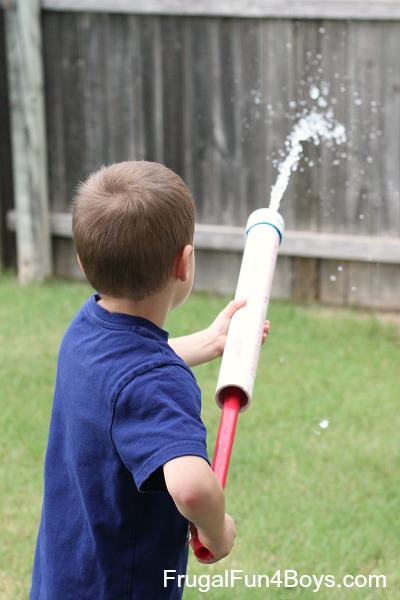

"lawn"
[0, 273, 399, 599]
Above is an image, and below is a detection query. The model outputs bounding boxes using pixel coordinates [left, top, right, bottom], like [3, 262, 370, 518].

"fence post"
[4, 0, 52, 283]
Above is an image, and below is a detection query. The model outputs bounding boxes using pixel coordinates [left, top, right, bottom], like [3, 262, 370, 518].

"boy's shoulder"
[61, 294, 193, 381]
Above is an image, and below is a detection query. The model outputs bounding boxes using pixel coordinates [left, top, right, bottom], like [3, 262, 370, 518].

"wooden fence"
[1, 0, 400, 309]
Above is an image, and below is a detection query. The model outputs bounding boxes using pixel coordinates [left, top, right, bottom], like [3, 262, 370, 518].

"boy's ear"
[174, 244, 193, 282]
[76, 255, 85, 276]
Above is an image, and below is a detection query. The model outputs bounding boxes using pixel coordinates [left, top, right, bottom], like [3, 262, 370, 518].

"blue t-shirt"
[31, 295, 209, 599]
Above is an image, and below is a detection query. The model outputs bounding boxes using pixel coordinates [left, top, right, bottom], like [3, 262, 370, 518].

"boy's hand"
[169, 298, 270, 367]
[190, 513, 237, 564]
[208, 299, 270, 359]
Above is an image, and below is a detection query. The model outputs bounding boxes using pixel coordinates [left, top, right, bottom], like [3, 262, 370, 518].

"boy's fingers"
[224, 298, 247, 317]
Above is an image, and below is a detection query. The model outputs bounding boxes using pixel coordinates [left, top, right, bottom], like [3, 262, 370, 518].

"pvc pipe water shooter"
[194, 208, 285, 560]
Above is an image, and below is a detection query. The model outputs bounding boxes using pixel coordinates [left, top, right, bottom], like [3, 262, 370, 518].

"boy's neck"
[97, 293, 169, 329]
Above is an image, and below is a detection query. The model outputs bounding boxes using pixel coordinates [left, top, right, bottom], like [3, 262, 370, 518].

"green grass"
[1, 272, 399, 599]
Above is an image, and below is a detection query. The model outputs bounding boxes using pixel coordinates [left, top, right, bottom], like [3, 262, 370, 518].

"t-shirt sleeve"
[111, 363, 209, 492]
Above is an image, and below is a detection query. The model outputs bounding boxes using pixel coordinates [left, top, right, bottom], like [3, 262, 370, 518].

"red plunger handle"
[193, 387, 242, 560]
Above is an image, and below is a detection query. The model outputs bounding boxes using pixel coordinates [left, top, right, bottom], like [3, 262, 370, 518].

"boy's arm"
[169, 299, 270, 367]
[163, 455, 236, 563]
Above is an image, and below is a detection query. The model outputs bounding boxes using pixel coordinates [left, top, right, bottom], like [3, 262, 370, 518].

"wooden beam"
[195, 223, 400, 264]
[281, 230, 400, 264]
[39, 0, 400, 21]
[7, 211, 400, 265]
[4, 0, 52, 283]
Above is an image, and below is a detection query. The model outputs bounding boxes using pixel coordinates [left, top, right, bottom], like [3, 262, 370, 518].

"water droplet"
[313, 417, 329, 436]
[330, 275, 337, 282]
[321, 81, 330, 96]
[359, 214, 365, 220]
[319, 27, 326, 34]
[309, 86, 320, 100]
[337, 265, 343, 271]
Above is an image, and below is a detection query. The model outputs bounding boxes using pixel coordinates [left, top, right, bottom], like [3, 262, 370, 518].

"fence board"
[319, 20, 349, 234]
[0, 6, 14, 268]
[161, 18, 186, 178]
[293, 20, 321, 232]
[43, 12, 81, 209]
[4, 0, 52, 282]
[377, 23, 400, 235]
[347, 22, 381, 237]
[219, 19, 247, 224]
[264, 20, 296, 225]
[139, 16, 164, 163]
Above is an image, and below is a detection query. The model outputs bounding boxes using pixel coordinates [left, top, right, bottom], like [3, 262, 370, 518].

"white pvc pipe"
[215, 208, 285, 412]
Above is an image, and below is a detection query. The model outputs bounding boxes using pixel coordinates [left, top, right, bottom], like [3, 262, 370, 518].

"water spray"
[193, 208, 284, 560]
[270, 109, 346, 212]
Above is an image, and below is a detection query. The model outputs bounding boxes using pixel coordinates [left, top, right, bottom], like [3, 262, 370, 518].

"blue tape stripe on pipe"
[246, 221, 283, 244]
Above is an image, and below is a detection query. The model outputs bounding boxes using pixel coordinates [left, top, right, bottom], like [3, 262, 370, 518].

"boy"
[31, 161, 267, 599]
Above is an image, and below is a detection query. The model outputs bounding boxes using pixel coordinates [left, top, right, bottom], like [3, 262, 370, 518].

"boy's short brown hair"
[72, 161, 195, 301]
